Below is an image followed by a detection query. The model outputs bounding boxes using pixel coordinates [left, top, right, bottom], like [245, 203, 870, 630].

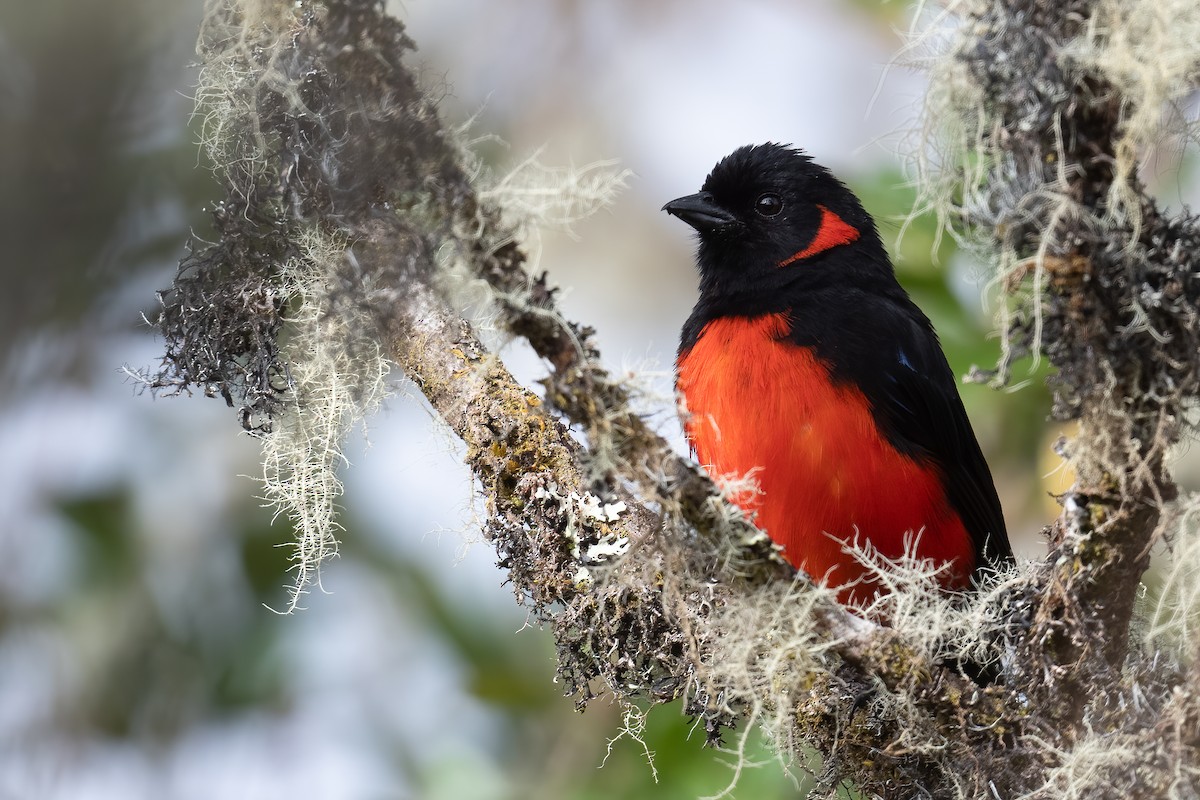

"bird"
[664, 143, 1013, 606]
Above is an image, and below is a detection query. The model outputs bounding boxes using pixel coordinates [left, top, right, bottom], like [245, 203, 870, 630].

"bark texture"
[144, 1, 1200, 796]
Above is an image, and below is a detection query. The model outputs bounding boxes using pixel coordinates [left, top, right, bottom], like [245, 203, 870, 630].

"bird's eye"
[755, 193, 783, 217]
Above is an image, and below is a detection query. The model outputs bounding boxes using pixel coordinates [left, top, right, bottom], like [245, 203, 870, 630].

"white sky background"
[0, 2, 935, 798]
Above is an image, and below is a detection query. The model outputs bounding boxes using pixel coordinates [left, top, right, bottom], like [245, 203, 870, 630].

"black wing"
[876, 314, 1014, 570]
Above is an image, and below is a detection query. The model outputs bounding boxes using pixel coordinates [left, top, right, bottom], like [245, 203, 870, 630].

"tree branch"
[143, 0, 1200, 796]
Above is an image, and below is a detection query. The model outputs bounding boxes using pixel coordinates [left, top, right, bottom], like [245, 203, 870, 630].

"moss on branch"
[142, 0, 1200, 795]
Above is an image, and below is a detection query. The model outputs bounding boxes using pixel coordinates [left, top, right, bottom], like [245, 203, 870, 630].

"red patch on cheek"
[778, 205, 860, 267]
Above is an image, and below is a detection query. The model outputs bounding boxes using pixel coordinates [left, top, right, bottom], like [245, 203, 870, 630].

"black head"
[664, 143, 892, 304]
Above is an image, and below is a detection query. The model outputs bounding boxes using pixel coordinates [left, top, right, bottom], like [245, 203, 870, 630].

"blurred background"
[3, 1, 1194, 798]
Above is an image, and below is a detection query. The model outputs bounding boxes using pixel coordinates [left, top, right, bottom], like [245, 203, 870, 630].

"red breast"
[676, 313, 975, 604]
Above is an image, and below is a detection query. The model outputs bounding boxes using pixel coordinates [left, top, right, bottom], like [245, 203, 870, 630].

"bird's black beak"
[662, 192, 738, 232]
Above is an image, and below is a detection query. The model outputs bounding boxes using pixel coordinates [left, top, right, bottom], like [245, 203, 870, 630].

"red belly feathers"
[676, 313, 974, 603]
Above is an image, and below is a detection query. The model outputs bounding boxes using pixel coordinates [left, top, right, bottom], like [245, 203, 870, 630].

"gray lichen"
[143, 0, 1200, 796]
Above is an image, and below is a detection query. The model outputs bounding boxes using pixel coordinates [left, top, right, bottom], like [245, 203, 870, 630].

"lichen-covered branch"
[141, 0, 1200, 796]
[918, 0, 1200, 748]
